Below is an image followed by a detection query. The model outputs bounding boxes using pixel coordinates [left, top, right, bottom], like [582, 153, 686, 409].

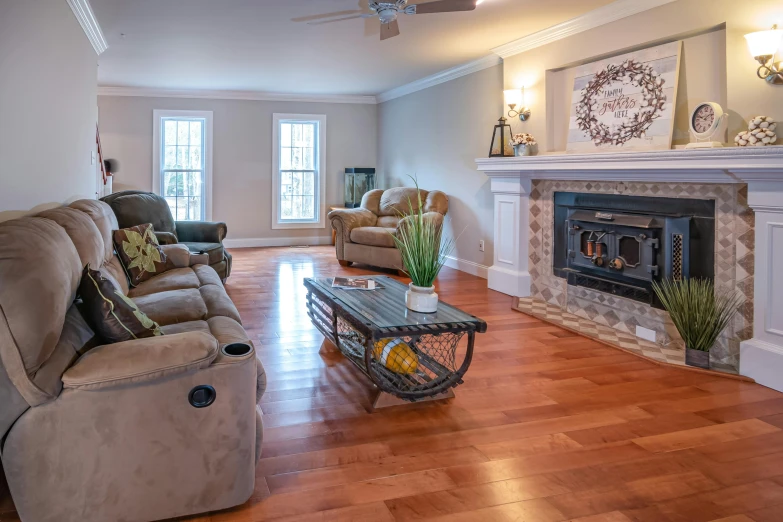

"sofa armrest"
[155, 231, 179, 245]
[62, 332, 219, 390]
[328, 208, 377, 260]
[396, 212, 444, 235]
[175, 221, 228, 243]
[160, 244, 209, 267]
[328, 208, 377, 239]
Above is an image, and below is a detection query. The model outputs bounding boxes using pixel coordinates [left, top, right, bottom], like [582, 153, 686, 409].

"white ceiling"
[91, 0, 614, 96]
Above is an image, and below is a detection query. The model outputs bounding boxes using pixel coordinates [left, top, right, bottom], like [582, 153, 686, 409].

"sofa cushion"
[200, 285, 242, 323]
[376, 216, 400, 228]
[193, 264, 224, 287]
[36, 207, 105, 271]
[182, 241, 224, 265]
[350, 227, 397, 248]
[69, 200, 119, 265]
[378, 187, 421, 216]
[133, 288, 208, 326]
[114, 224, 170, 287]
[78, 266, 163, 344]
[0, 217, 81, 382]
[128, 268, 201, 298]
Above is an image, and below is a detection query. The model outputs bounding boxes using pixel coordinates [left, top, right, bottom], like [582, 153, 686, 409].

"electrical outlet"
[479, 240, 485, 252]
[636, 325, 657, 343]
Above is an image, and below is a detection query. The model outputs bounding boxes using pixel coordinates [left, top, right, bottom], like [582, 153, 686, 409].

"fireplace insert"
[553, 192, 715, 309]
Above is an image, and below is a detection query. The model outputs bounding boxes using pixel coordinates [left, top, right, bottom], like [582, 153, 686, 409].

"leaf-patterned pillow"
[113, 223, 169, 287]
[78, 266, 163, 344]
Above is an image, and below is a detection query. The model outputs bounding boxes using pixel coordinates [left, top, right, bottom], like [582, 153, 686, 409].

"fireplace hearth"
[553, 192, 715, 308]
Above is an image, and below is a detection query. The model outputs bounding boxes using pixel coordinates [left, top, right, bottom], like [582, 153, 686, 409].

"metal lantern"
[489, 117, 514, 157]
[344, 168, 376, 208]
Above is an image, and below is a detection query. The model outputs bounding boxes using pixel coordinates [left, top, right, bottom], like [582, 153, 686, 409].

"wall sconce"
[504, 87, 531, 121]
[745, 25, 783, 85]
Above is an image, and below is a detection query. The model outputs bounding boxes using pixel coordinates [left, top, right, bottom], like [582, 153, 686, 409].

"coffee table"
[303, 276, 487, 409]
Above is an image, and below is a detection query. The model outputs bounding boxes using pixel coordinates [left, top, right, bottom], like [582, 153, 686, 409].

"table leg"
[370, 388, 455, 411]
[319, 338, 338, 355]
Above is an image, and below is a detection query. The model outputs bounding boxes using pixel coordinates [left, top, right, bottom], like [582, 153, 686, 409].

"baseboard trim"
[444, 256, 489, 279]
[740, 338, 783, 392]
[224, 237, 333, 248]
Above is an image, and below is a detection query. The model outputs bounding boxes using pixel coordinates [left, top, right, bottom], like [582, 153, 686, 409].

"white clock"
[686, 102, 726, 149]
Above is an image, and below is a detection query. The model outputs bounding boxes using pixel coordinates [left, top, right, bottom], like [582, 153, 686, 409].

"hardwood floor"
[3, 245, 783, 521]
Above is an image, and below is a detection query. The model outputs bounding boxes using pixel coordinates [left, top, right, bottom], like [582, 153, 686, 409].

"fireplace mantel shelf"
[476, 146, 783, 183]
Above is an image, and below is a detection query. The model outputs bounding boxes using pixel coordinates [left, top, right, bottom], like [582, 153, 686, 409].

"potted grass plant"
[652, 278, 743, 369]
[391, 178, 456, 313]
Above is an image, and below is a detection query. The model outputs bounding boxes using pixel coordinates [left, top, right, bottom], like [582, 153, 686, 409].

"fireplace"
[553, 192, 715, 309]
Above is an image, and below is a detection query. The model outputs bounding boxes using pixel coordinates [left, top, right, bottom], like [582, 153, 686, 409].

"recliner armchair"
[101, 190, 232, 280]
[328, 187, 449, 271]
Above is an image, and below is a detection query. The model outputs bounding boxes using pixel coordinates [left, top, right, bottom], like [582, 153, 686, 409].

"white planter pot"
[405, 283, 438, 313]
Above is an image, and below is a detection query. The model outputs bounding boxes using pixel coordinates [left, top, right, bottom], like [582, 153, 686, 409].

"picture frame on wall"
[566, 41, 682, 153]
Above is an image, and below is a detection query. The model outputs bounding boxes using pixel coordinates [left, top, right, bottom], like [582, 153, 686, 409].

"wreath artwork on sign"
[566, 41, 681, 153]
[576, 60, 667, 146]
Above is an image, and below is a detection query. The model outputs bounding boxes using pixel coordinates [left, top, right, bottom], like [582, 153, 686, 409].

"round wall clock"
[686, 102, 726, 148]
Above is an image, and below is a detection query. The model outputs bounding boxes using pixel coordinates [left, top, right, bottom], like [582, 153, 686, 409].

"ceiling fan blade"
[411, 0, 477, 14]
[293, 10, 363, 23]
[308, 13, 375, 25]
[380, 20, 400, 41]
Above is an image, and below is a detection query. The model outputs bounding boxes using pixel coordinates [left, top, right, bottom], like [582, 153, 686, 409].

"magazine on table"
[331, 277, 382, 290]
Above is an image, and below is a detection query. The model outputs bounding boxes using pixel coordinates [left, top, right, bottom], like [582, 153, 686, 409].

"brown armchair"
[101, 190, 232, 280]
[328, 187, 448, 271]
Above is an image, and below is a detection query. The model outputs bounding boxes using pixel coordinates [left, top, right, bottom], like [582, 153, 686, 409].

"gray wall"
[97, 96, 377, 244]
[378, 65, 503, 274]
[0, 0, 98, 222]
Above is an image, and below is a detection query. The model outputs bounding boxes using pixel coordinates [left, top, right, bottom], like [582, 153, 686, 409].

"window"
[152, 110, 213, 221]
[272, 114, 326, 229]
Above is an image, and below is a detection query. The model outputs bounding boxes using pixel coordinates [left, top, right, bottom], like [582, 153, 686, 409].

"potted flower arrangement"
[652, 278, 743, 369]
[510, 133, 537, 156]
[391, 177, 456, 313]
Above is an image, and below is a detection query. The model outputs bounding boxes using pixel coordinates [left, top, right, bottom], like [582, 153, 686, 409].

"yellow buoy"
[373, 338, 419, 374]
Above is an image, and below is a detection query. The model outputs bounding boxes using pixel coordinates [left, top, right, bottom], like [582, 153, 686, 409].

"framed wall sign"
[566, 41, 682, 153]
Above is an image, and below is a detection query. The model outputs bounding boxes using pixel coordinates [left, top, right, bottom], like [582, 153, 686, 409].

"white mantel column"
[740, 180, 783, 392]
[486, 172, 531, 297]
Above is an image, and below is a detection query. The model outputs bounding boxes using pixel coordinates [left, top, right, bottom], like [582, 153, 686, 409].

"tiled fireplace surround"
[477, 148, 783, 390]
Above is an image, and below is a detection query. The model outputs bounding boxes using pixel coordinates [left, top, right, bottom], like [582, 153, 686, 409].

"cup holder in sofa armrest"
[221, 342, 252, 358]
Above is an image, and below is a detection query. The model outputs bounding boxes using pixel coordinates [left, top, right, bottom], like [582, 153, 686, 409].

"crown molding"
[66, 0, 108, 55]
[97, 86, 378, 105]
[377, 54, 502, 104]
[491, 0, 679, 59]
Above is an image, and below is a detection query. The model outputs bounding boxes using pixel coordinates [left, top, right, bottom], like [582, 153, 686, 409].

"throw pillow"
[113, 223, 169, 287]
[79, 266, 163, 343]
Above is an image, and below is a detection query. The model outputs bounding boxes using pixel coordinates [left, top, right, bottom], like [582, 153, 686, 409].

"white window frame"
[272, 113, 327, 229]
[152, 109, 214, 221]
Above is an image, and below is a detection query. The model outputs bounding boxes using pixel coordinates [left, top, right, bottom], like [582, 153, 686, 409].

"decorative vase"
[405, 283, 438, 313]
[685, 347, 710, 369]
[513, 144, 531, 157]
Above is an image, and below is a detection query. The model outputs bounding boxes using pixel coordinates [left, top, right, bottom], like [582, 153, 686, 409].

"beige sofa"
[328, 187, 449, 271]
[0, 200, 264, 522]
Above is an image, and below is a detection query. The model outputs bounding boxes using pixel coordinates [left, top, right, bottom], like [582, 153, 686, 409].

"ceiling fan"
[309, 0, 478, 41]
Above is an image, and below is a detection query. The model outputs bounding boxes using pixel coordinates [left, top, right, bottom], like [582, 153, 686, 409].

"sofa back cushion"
[365, 188, 449, 218]
[102, 191, 178, 236]
[36, 207, 105, 270]
[68, 199, 120, 266]
[0, 217, 82, 408]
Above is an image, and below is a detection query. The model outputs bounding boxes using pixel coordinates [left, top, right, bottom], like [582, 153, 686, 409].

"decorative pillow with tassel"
[78, 266, 163, 344]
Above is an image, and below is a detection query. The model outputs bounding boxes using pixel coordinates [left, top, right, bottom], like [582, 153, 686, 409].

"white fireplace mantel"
[476, 146, 783, 391]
